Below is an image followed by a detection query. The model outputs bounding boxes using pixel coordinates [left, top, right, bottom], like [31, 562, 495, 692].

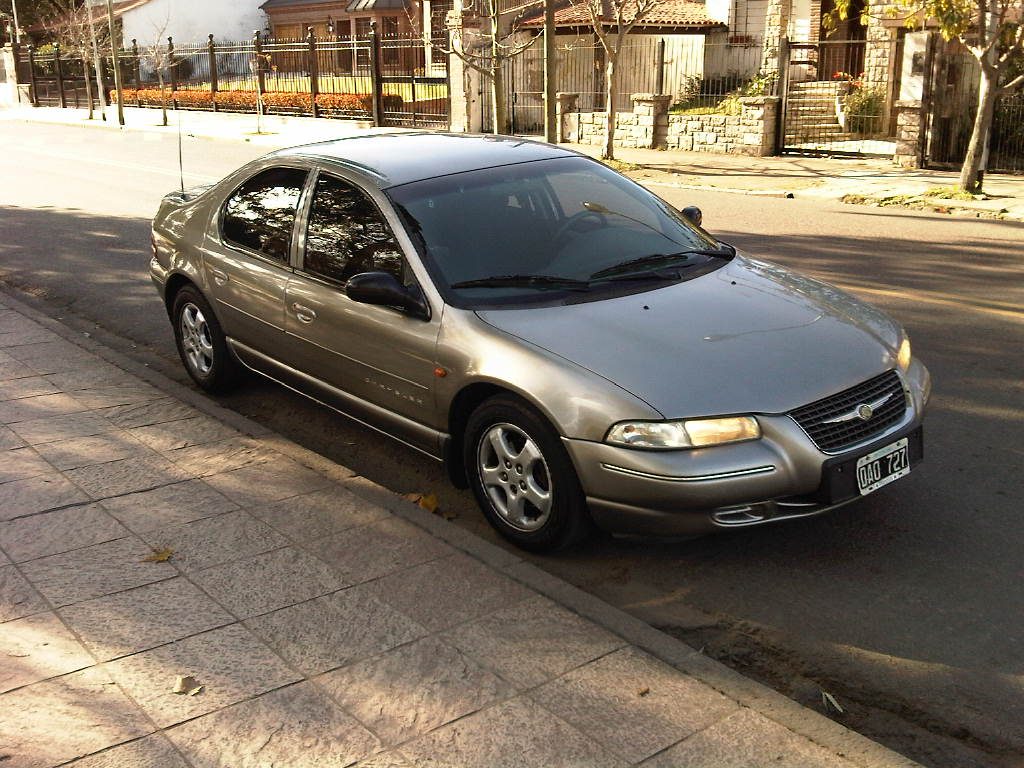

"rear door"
[282, 169, 442, 451]
[200, 165, 309, 361]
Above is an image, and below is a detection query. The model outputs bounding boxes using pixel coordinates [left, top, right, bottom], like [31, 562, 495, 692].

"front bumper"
[564, 362, 929, 537]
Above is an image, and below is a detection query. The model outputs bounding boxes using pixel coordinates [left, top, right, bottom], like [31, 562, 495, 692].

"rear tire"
[464, 394, 592, 552]
[172, 285, 240, 394]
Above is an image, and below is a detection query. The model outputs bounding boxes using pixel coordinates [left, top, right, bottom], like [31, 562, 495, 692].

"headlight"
[897, 335, 912, 372]
[605, 416, 761, 449]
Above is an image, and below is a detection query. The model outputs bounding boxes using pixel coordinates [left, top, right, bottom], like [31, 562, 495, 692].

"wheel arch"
[163, 272, 196, 318]
[445, 382, 555, 488]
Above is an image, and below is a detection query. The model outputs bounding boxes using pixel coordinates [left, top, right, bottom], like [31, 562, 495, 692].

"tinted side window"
[304, 174, 404, 284]
[222, 167, 307, 263]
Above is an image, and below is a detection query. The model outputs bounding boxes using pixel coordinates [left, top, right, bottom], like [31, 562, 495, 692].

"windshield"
[386, 156, 729, 308]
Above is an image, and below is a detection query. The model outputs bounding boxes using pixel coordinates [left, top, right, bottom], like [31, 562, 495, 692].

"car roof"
[268, 132, 582, 189]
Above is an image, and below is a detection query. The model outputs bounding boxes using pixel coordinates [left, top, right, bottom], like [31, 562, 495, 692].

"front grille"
[789, 370, 907, 453]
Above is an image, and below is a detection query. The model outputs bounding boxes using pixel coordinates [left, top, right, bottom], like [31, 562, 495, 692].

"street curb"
[0, 284, 921, 768]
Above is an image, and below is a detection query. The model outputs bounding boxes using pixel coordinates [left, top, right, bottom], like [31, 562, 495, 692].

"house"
[259, 0, 449, 43]
[86, 0, 267, 45]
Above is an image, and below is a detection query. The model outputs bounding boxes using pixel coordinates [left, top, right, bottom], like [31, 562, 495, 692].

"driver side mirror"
[681, 206, 703, 228]
[346, 272, 429, 320]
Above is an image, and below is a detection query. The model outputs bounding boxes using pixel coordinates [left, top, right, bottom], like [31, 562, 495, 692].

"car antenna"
[176, 101, 185, 193]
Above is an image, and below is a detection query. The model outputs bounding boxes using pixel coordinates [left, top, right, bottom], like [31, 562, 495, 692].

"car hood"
[475, 256, 902, 417]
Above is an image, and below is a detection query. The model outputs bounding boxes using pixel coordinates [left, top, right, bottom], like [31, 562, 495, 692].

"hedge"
[111, 88, 403, 116]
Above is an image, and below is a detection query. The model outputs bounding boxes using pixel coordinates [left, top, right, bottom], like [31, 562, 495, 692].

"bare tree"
[831, 0, 1023, 192]
[138, 15, 176, 126]
[46, 0, 108, 118]
[574, 0, 668, 159]
[414, 0, 542, 134]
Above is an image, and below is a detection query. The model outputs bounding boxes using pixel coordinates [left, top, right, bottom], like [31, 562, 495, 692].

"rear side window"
[222, 167, 307, 263]
[302, 173, 404, 284]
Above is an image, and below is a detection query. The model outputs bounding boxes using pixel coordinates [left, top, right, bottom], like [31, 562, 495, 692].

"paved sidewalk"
[3, 103, 1023, 221]
[0, 297, 925, 767]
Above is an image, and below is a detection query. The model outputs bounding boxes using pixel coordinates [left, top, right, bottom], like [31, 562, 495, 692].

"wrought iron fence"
[20, 28, 449, 129]
[923, 41, 1024, 173]
[481, 34, 766, 134]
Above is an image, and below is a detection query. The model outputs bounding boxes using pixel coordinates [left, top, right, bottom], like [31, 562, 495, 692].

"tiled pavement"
[0, 294, 919, 768]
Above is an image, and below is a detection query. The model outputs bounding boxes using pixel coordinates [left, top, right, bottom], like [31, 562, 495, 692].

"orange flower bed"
[112, 88, 402, 116]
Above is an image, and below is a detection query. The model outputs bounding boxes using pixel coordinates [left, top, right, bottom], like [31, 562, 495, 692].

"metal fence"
[923, 40, 1024, 173]
[481, 34, 766, 134]
[19, 28, 449, 128]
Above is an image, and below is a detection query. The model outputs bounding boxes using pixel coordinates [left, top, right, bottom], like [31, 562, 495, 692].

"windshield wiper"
[450, 274, 592, 291]
[589, 249, 732, 280]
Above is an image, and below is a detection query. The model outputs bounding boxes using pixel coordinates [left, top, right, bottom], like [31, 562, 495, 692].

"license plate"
[856, 438, 910, 495]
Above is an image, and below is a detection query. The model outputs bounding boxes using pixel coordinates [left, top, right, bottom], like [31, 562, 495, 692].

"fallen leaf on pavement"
[403, 492, 444, 516]
[172, 675, 202, 695]
[142, 547, 174, 563]
[637, 687, 651, 697]
[821, 690, 845, 714]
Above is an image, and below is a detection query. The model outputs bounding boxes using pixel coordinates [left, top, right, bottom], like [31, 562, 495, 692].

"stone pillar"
[555, 92, 578, 143]
[893, 99, 923, 167]
[630, 93, 671, 149]
[761, 0, 791, 76]
[737, 96, 781, 156]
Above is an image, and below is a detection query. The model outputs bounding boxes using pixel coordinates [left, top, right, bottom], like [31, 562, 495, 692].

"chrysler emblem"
[820, 392, 892, 425]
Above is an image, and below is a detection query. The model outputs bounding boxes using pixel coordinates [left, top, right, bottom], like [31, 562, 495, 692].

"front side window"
[222, 167, 307, 263]
[303, 173, 404, 284]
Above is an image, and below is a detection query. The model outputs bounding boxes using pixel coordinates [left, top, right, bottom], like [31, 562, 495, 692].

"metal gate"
[25, 46, 105, 109]
[479, 43, 545, 135]
[781, 38, 894, 156]
[922, 38, 1024, 173]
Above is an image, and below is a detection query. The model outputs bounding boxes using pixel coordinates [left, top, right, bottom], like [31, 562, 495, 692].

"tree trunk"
[86, 3, 107, 109]
[602, 52, 618, 160]
[157, 70, 168, 127]
[492, 60, 509, 134]
[83, 55, 94, 119]
[488, 11, 509, 135]
[959, 63, 998, 193]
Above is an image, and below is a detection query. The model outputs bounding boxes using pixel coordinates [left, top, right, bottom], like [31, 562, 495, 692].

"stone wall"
[566, 94, 780, 156]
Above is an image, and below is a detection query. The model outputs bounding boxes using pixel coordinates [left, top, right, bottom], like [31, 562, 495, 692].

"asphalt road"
[2, 120, 1023, 768]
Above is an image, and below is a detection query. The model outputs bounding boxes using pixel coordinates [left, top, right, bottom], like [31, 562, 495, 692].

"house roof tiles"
[519, 0, 723, 30]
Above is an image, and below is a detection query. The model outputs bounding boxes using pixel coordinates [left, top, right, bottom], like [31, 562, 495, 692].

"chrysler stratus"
[150, 133, 930, 551]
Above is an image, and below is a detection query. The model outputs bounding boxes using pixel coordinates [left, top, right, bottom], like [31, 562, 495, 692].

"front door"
[283, 170, 441, 452]
[200, 165, 308, 362]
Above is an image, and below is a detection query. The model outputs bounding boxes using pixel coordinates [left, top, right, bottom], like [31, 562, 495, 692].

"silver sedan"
[150, 133, 930, 551]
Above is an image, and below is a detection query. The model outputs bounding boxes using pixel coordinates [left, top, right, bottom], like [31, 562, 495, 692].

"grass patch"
[841, 192, 1007, 218]
[921, 185, 988, 201]
[599, 158, 643, 172]
[668, 106, 724, 116]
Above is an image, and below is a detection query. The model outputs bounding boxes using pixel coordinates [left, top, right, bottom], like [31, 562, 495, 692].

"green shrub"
[843, 85, 884, 134]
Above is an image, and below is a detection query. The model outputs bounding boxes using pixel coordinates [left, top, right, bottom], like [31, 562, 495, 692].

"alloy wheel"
[179, 302, 214, 377]
[476, 422, 553, 531]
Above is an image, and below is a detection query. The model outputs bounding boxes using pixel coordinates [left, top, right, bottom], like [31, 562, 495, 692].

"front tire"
[464, 395, 591, 552]
[172, 286, 240, 394]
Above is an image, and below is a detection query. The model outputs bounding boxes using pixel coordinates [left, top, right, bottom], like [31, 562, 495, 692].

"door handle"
[291, 302, 316, 324]
[210, 268, 228, 285]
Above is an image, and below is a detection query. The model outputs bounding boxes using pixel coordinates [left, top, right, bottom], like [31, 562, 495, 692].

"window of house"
[222, 167, 307, 263]
[303, 173, 405, 284]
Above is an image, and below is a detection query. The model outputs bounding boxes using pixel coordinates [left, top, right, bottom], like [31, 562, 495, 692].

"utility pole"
[11, 0, 21, 42]
[105, 0, 125, 125]
[543, 0, 556, 142]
